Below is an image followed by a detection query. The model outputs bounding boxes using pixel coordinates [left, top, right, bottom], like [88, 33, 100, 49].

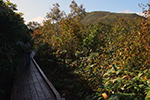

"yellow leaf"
[109, 65, 112, 68]
[102, 93, 108, 100]
[117, 67, 121, 69]
[122, 75, 128, 79]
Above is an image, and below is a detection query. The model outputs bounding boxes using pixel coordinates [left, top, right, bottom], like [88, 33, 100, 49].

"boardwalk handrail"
[31, 52, 64, 100]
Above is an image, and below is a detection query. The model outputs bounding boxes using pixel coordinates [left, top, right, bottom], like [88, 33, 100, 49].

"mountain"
[81, 11, 141, 24]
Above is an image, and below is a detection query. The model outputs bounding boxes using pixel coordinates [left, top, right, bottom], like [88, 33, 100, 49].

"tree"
[0, 1, 31, 99]
[34, 0, 86, 61]
[46, 3, 65, 23]
[69, 0, 86, 21]
[27, 21, 40, 31]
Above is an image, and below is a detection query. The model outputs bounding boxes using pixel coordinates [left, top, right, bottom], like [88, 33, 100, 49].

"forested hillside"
[0, 0, 32, 99]
[81, 11, 141, 24]
[33, 1, 150, 100]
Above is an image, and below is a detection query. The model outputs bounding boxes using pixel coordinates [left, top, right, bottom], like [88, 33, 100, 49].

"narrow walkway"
[11, 52, 56, 100]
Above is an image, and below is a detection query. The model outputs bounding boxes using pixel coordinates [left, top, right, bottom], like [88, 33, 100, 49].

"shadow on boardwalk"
[11, 52, 56, 100]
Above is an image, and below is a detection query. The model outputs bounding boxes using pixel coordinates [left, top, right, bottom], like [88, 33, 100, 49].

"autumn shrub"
[82, 22, 112, 53]
[73, 13, 150, 100]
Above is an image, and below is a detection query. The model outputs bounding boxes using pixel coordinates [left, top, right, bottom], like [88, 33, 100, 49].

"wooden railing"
[31, 52, 65, 100]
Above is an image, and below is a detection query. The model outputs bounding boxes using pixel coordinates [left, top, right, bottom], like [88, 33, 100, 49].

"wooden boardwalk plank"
[31, 65, 47, 100]
[33, 66, 56, 100]
[28, 68, 39, 100]
[10, 54, 57, 100]
[32, 58, 62, 100]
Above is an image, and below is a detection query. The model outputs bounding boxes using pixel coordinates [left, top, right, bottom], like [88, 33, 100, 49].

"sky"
[9, 0, 149, 24]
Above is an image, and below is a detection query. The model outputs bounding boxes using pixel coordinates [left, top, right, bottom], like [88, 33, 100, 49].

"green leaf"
[145, 90, 150, 100]
[114, 83, 120, 91]
[112, 64, 117, 71]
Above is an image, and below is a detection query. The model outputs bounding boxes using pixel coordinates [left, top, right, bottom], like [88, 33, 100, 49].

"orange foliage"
[32, 29, 40, 39]
[102, 93, 108, 100]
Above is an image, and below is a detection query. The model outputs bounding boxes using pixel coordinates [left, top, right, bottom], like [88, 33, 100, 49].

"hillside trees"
[34, 0, 86, 61]
[75, 4, 150, 100]
[34, 1, 150, 100]
[0, 0, 31, 71]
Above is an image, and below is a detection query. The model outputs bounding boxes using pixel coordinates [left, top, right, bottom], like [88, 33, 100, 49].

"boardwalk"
[11, 52, 60, 100]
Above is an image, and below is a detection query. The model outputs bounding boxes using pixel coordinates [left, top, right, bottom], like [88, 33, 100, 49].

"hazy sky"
[9, 0, 149, 24]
